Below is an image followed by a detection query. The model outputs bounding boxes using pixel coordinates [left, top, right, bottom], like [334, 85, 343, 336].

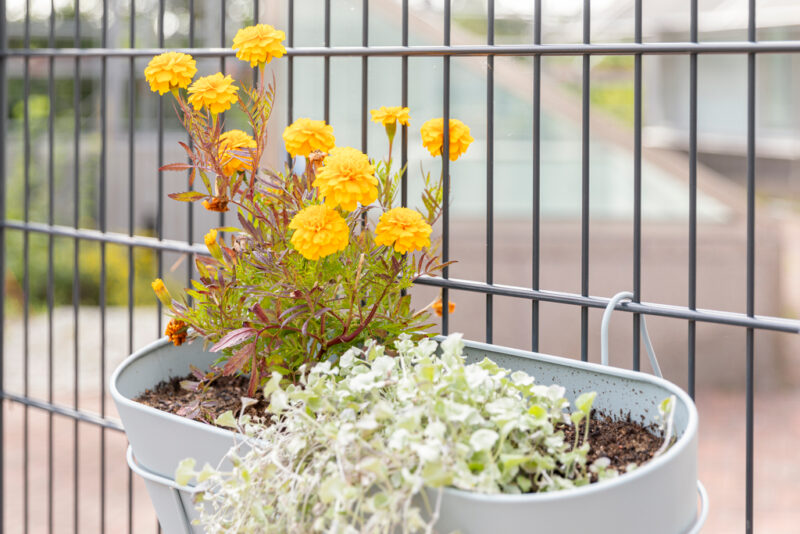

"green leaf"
[174, 458, 196, 486]
[168, 191, 207, 202]
[575, 391, 597, 416]
[215, 410, 237, 428]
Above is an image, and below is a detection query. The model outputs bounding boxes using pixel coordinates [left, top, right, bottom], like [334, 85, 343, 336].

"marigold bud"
[204, 229, 223, 261]
[151, 278, 172, 307]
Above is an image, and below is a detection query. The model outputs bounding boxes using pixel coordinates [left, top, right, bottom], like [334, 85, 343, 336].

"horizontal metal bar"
[2, 220, 208, 255]
[5, 40, 800, 59]
[1, 391, 124, 432]
[414, 275, 800, 334]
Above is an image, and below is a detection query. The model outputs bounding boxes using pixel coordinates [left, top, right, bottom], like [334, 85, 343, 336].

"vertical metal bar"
[632, 0, 642, 372]
[22, 2, 31, 531]
[0, 0, 6, 528]
[580, 0, 590, 362]
[99, 1, 108, 530]
[187, 0, 196, 294]
[485, 0, 494, 344]
[400, 0, 408, 207]
[361, 0, 368, 153]
[127, 2, 136, 530]
[441, 0, 451, 335]
[287, 0, 294, 154]
[442, 0, 450, 335]
[746, 2, 756, 532]
[73, 2, 82, 531]
[128, 2, 136, 356]
[324, 0, 331, 123]
[46, 2, 56, 531]
[218, 1, 226, 231]
[688, 0, 698, 398]
[531, 0, 541, 352]
[157, 0, 165, 334]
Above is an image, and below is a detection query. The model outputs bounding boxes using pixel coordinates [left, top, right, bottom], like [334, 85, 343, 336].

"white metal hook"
[600, 291, 663, 378]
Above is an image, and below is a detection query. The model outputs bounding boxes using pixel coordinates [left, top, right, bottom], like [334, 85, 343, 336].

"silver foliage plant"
[177, 334, 628, 533]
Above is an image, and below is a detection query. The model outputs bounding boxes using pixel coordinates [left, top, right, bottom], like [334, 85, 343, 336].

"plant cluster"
[143, 25, 475, 394]
[177, 334, 625, 533]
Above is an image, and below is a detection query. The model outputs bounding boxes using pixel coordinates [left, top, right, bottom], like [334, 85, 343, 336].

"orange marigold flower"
[232, 24, 286, 67]
[219, 129, 257, 176]
[374, 207, 432, 254]
[282, 118, 335, 158]
[187, 73, 239, 114]
[432, 297, 456, 317]
[151, 278, 172, 307]
[370, 106, 410, 127]
[165, 318, 188, 346]
[202, 197, 229, 212]
[312, 147, 378, 212]
[144, 52, 197, 95]
[289, 205, 349, 260]
[420, 117, 474, 161]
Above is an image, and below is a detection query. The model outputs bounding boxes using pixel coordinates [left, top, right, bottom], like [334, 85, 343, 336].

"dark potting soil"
[134, 374, 268, 426]
[135, 375, 664, 481]
[561, 412, 664, 477]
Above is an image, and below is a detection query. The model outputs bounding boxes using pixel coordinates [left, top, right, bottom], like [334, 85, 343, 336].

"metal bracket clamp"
[601, 291, 663, 378]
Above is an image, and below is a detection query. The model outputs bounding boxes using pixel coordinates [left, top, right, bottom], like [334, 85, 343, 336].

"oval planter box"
[112, 337, 705, 534]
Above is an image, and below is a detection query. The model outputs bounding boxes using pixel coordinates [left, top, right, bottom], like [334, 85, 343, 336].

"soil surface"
[136, 376, 664, 480]
[135, 374, 267, 425]
[561, 412, 664, 477]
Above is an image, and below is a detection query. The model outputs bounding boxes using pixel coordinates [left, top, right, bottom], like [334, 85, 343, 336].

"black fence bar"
[361, 0, 368, 154]
[323, 0, 330, 123]
[72, 1, 82, 532]
[440, 0, 451, 335]
[127, 1, 137, 531]
[1, 392, 124, 433]
[415, 275, 800, 334]
[632, 0, 642, 372]
[531, 0, 541, 352]
[485, 0, 494, 344]
[156, 0, 165, 334]
[746, 1, 757, 531]
[580, 0, 590, 362]
[22, 2, 31, 531]
[400, 0, 409, 208]
[688, 0, 699, 400]
[99, 1, 109, 529]
[9, 40, 800, 58]
[0, 0, 6, 528]
[287, 0, 294, 149]
[46, 1, 56, 530]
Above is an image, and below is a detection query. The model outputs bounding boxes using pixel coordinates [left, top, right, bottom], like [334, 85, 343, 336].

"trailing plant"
[143, 25, 475, 394]
[176, 334, 633, 534]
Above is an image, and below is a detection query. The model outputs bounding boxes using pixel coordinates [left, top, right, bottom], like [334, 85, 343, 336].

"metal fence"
[1, 0, 800, 533]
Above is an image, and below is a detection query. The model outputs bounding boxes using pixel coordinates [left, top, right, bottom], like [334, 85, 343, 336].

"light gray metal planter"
[112, 326, 706, 534]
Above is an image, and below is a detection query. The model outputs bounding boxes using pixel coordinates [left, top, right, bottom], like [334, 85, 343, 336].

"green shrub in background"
[4, 231, 160, 314]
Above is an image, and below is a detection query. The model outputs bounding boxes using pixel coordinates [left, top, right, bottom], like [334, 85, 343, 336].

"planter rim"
[112, 336, 698, 502]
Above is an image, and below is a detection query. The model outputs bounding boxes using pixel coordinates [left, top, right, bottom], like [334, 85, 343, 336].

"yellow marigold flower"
[282, 118, 335, 158]
[187, 73, 239, 114]
[165, 318, 188, 346]
[219, 129, 257, 176]
[432, 297, 456, 317]
[204, 228, 223, 260]
[289, 205, 349, 260]
[232, 24, 286, 67]
[374, 207, 432, 254]
[420, 118, 474, 161]
[151, 278, 172, 307]
[312, 147, 378, 212]
[370, 106, 410, 127]
[144, 52, 197, 95]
